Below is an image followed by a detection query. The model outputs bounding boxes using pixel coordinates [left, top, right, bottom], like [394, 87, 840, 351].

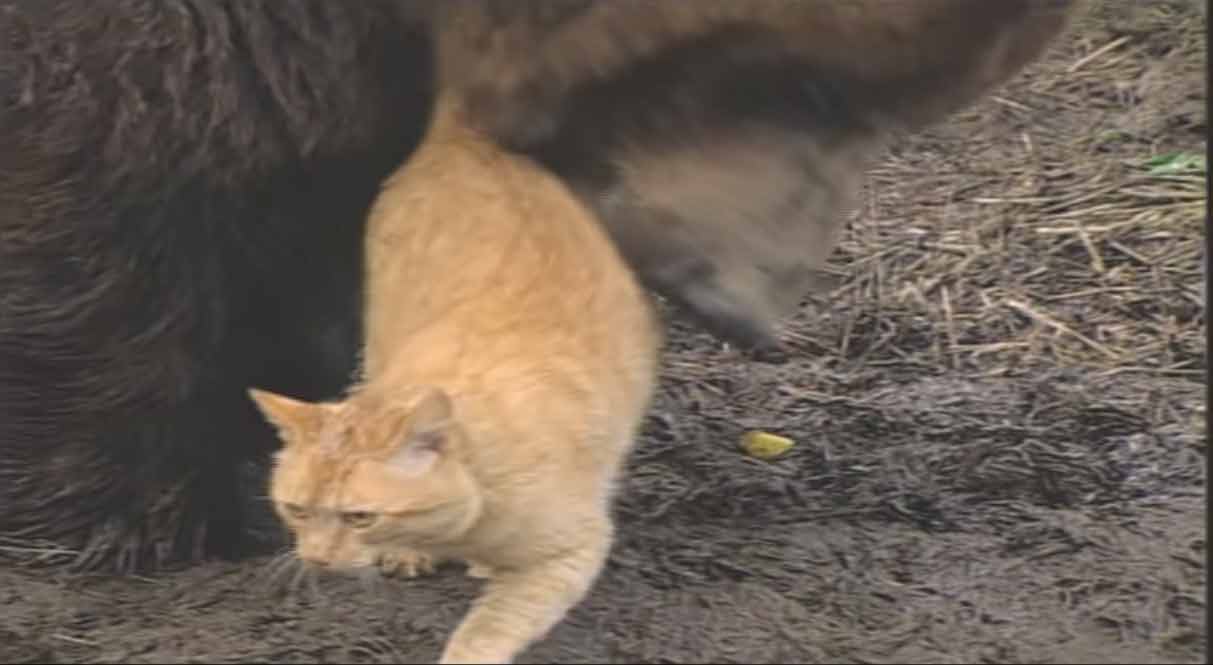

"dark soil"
[0, 3, 1205, 664]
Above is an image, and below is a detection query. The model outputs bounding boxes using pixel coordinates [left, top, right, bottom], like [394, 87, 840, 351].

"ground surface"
[0, 3, 1205, 664]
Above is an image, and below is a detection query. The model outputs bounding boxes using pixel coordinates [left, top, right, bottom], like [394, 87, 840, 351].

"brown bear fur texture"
[0, 0, 433, 571]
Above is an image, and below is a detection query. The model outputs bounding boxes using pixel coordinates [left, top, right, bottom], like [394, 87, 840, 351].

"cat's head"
[248, 385, 483, 571]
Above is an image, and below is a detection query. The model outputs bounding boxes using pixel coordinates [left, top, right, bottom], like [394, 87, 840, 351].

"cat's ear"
[247, 388, 325, 443]
[388, 387, 454, 477]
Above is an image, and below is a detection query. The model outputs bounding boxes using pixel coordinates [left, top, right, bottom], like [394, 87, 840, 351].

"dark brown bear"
[0, 0, 1078, 573]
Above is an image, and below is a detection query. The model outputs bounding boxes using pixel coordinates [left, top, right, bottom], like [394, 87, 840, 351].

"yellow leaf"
[740, 430, 794, 459]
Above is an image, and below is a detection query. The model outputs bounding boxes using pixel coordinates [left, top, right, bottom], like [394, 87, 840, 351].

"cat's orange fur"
[247, 92, 662, 665]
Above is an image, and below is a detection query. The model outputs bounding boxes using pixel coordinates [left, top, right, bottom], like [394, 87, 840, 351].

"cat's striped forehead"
[312, 397, 403, 457]
[272, 416, 388, 507]
[313, 412, 353, 457]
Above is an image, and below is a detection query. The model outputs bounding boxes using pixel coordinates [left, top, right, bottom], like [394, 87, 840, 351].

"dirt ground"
[0, 3, 1205, 664]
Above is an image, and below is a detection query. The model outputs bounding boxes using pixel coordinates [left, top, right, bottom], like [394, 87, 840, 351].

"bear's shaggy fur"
[0, 0, 433, 571]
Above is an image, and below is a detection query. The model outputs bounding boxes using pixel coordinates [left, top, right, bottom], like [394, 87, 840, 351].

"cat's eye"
[340, 511, 378, 529]
[282, 503, 310, 520]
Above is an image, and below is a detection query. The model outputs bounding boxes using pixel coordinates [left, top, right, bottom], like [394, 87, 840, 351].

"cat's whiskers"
[301, 562, 325, 604]
[355, 564, 385, 597]
[258, 549, 301, 597]
[285, 559, 312, 598]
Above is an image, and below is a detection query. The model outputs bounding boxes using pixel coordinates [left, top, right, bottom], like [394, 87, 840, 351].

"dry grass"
[818, 0, 1205, 379]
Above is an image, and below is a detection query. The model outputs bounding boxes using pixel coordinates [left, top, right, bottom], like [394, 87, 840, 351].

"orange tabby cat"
[247, 92, 662, 664]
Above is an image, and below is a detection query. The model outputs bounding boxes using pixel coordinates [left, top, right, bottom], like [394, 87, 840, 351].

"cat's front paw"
[439, 628, 518, 664]
[438, 645, 513, 665]
[378, 548, 437, 579]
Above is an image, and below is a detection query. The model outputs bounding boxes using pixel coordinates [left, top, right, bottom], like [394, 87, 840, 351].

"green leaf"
[1143, 152, 1206, 175]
